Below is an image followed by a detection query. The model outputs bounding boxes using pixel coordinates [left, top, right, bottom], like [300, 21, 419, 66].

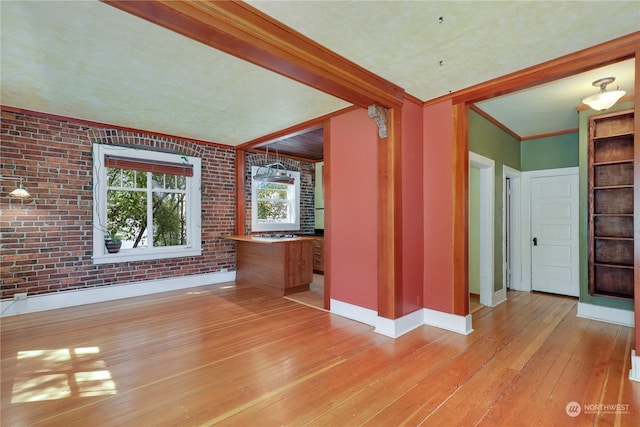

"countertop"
[225, 235, 317, 244]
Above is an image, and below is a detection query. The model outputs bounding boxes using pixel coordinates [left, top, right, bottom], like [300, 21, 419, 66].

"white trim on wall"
[375, 309, 424, 338]
[469, 152, 495, 307]
[330, 298, 378, 326]
[423, 308, 474, 335]
[576, 302, 634, 327]
[630, 350, 640, 382]
[503, 166, 522, 294]
[0, 271, 236, 317]
[330, 299, 474, 337]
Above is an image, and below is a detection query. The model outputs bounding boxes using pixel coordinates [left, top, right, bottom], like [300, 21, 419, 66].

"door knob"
[533, 237, 538, 246]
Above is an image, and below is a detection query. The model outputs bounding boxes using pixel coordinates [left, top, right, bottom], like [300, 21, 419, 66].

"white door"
[530, 173, 579, 297]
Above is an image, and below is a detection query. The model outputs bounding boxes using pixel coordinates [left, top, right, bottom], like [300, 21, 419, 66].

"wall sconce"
[582, 77, 626, 111]
[3, 176, 32, 201]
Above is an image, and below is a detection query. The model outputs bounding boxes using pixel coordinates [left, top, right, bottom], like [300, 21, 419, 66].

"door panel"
[531, 173, 579, 297]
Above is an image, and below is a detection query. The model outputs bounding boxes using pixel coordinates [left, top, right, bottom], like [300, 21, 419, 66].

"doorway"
[469, 152, 494, 307]
[503, 166, 522, 294]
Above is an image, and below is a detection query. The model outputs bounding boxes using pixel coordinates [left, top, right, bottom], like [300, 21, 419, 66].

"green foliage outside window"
[256, 182, 290, 222]
[107, 168, 187, 248]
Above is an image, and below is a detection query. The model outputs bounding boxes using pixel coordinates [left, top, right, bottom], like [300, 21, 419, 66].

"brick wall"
[0, 109, 236, 299]
[243, 151, 316, 235]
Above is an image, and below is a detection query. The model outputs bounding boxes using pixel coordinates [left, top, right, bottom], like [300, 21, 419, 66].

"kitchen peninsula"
[225, 235, 315, 296]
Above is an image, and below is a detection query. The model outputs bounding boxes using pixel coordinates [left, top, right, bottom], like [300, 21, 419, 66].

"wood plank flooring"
[1, 284, 638, 426]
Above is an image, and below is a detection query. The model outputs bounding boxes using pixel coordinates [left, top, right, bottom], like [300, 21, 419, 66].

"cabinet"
[226, 236, 314, 296]
[588, 109, 635, 300]
[313, 236, 324, 274]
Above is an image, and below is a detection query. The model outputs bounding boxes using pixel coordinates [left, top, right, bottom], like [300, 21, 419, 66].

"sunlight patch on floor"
[11, 347, 117, 403]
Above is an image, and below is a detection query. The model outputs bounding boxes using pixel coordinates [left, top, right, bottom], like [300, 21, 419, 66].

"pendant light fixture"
[6, 176, 32, 199]
[252, 142, 295, 185]
[582, 77, 626, 111]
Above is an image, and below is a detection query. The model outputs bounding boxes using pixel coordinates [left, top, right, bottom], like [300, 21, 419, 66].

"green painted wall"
[469, 109, 520, 292]
[578, 101, 634, 311]
[469, 166, 480, 294]
[521, 132, 578, 171]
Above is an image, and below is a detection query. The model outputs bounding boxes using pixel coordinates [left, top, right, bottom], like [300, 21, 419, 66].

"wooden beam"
[425, 32, 640, 107]
[237, 105, 358, 150]
[519, 128, 579, 142]
[102, 0, 405, 109]
[377, 107, 403, 319]
[452, 103, 469, 316]
[469, 104, 521, 141]
[323, 120, 332, 311]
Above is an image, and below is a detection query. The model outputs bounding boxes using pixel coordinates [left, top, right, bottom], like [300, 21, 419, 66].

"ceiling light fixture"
[582, 77, 626, 111]
[253, 143, 295, 185]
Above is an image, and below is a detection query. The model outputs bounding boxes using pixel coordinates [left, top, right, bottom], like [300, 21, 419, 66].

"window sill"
[92, 248, 202, 265]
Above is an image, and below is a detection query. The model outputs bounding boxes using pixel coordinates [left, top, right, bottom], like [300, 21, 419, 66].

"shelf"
[592, 131, 633, 141]
[588, 109, 635, 300]
[594, 262, 633, 270]
[593, 236, 633, 241]
[593, 187, 633, 214]
[592, 185, 633, 190]
[592, 160, 633, 166]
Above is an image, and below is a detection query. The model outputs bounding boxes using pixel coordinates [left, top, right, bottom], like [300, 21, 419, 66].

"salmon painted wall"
[401, 98, 425, 314]
[423, 100, 454, 313]
[328, 108, 378, 310]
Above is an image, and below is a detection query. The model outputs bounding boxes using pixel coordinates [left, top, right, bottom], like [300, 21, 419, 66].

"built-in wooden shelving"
[588, 109, 635, 300]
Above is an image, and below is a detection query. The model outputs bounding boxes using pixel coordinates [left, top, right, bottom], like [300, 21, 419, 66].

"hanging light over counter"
[253, 162, 295, 184]
[253, 142, 295, 184]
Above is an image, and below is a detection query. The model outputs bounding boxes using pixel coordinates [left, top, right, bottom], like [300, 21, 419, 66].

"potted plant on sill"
[104, 234, 122, 254]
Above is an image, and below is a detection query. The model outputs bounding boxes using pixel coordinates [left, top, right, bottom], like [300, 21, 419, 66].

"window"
[251, 165, 300, 232]
[92, 144, 201, 264]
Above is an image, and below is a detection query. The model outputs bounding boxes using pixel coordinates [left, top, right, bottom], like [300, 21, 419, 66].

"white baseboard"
[493, 289, 507, 307]
[375, 309, 424, 338]
[630, 350, 640, 382]
[0, 271, 236, 317]
[576, 302, 634, 327]
[423, 308, 474, 335]
[330, 298, 475, 337]
[330, 298, 377, 327]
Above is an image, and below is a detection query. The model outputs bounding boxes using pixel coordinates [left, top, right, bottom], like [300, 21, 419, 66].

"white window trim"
[92, 144, 202, 265]
[251, 166, 300, 232]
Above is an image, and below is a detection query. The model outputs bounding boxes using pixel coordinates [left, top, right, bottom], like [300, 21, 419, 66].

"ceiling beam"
[425, 31, 640, 106]
[102, 0, 405, 109]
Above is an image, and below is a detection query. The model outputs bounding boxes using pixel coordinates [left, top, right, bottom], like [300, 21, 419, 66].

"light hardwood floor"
[1, 283, 638, 426]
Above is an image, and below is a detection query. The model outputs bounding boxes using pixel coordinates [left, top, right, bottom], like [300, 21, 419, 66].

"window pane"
[257, 201, 289, 221]
[257, 182, 289, 201]
[256, 187, 288, 200]
[177, 176, 186, 190]
[166, 175, 176, 190]
[152, 172, 164, 189]
[107, 189, 147, 248]
[152, 192, 187, 246]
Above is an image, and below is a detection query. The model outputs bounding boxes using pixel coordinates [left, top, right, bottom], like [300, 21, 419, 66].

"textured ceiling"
[247, 0, 638, 101]
[1, 1, 349, 145]
[1, 1, 639, 146]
